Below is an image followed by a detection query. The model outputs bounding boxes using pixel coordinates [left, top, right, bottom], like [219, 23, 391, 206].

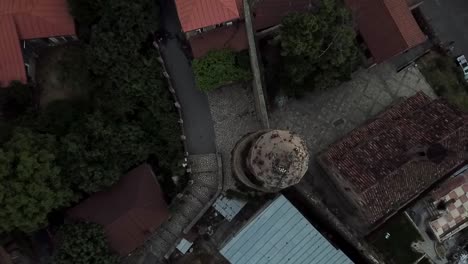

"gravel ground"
[207, 83, 262, 190]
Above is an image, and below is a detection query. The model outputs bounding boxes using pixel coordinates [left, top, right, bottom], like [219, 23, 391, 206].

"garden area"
[193, 49, 251, 92]
[417, 51, 468, 110]
[367, 213, 424, 264]
[0, 0, 184, 263]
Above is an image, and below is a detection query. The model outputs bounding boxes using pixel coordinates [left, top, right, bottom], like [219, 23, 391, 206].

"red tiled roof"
[345, 0, 426, 63]
[188, 0, 315, 58]
[0, 17, 26, 87]
[175, 0, 241, 32]
[319, 93, 468, 225]
[252, 0, 316, 31]
[190, 23, 248, 58]
[68, 164, 169, 256]
[0, 0, 75, 87]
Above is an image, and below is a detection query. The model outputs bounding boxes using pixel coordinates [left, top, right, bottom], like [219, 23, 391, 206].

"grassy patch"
[417, 51, 468, 110]
[193, 49, 251, 92]
[367, 213, 424, 264]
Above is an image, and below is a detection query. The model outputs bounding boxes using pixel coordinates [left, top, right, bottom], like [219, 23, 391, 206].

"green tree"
[53, 222, 118, 264]
[0, 128, 73, 233]
[279, 0, 360, 96]
[61, 112, 150, 194]
[0, 81, 34, 120]
[57, 0, 184, 195]
[193, 49, 252, 91]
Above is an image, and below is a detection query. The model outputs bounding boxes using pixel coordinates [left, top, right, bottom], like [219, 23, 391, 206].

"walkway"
[157, 0, 216, 155]
[120, 1, 222, 263]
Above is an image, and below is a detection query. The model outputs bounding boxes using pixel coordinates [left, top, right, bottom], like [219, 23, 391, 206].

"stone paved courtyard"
[270, 62, 436, 233]
[270, 63, 436, 155]
[207, 83, 262, 190]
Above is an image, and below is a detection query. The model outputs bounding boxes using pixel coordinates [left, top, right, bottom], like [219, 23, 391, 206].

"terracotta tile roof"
[252, 0, 317, 31]
[319, 93, 468, 225]
[0, 0, 75, 87]
[68, 164, 169, 256]
[345, 0, 426, 63]
[188, 0, 315, 58]
[189, 23, 248, 58]
[175, 0, 241, 32]
[0, 17, 26, 87]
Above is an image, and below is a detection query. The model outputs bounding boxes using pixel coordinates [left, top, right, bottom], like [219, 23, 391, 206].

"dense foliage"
[0, 81, 34, 120]
[418, 52, 468, 110]
[53, 222, 118, 264]
[0, 128, 74, 233]
[0, 0, 183, 233]
[279, 0, 360, 96]
[193, 49, 251, 91]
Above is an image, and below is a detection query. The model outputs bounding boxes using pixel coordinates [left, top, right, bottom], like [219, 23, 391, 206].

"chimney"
[408, 143, 448, 164]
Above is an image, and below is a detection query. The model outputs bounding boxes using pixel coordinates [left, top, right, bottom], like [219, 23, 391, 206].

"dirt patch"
[35, 45, 86, 107]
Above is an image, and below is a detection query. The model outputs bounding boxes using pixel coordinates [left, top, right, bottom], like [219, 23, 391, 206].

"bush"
[193, 49, 251, 91]
[279, 0, 360, 96]
[0, 128, 74, 233]
[418, 52, 468, 110]
[0, 81, 34, 119]
[53, 222, 118, 264]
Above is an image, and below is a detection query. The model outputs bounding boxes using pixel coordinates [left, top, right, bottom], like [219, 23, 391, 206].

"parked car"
[456, 55, 468, 81]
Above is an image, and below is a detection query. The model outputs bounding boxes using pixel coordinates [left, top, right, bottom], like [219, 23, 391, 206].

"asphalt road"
[157, 0, 217, 155]
[420, 0, 468, 57]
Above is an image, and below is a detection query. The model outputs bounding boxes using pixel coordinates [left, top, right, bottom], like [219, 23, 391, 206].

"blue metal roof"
[220, 195, 354, 264]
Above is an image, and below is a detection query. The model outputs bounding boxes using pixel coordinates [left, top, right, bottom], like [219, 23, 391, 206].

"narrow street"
[158, 0, 217, 155]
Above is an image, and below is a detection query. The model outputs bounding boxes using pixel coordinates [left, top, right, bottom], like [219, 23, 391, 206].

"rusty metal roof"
[68, 164, 169, 256]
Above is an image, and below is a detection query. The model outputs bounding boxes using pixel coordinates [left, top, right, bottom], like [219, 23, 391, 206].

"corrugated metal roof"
[220, 195, 353, 264]
[175, 0, 241, 32]
[176, 238, 194, 254]
[212, 194, 247, 221]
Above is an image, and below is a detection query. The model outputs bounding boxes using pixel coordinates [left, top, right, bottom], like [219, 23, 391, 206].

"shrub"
[193, 49, 251, 91]
[53, 222, 118, 264]
[0, 128, 74, 233]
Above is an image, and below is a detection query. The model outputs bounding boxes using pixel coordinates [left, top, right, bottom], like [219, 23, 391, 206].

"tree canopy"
[193, 49, 251, 91]
[0, 128, 74, 233]
[279, 0, 360, 96]
[0, 0, 184, 234]
[53, 222, 118, 264]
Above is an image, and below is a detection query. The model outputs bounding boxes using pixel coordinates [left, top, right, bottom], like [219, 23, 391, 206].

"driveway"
[420, 0, 468, 57]
[158, 0, 217, 155]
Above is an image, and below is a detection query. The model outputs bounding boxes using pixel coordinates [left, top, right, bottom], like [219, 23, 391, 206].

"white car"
[456, 55, 468, 81]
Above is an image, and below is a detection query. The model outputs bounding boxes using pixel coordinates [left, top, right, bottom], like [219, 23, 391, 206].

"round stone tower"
[232, 129, 309, 192]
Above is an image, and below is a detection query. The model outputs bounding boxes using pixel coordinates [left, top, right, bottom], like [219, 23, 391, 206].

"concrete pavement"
[157, 0, 217, 155]
[420, 0, 468, 57]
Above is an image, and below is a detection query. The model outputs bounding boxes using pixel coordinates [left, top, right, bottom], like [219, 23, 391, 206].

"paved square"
[270, 63, 435, 232]
[270, 62, 436, 156]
